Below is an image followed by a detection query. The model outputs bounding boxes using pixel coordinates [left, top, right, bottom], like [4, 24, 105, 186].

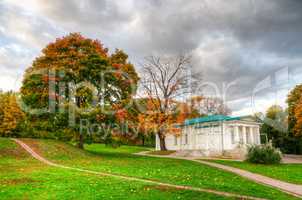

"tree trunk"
[76, 97, 84, 149]
[77, 133, 84, 149]
[142, 135, 145, 146]
[158, 133, 167, 151]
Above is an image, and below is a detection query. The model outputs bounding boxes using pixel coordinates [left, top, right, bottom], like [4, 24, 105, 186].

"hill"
[0, 138, 299, 200]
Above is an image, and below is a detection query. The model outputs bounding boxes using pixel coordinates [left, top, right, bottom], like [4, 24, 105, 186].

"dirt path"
[283, 155, 302, 164]
[135, 152, 302, 198]
[12, 139, 265, 200]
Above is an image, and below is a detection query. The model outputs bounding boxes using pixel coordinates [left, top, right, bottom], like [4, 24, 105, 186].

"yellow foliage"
[137, 98, 192, 136]
[0, 93, 24, 136]
[294, 97, 302, 136]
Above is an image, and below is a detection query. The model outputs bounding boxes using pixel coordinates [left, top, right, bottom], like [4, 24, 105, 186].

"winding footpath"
[135, 151, 302, 198]
[12, 138, 266, 200]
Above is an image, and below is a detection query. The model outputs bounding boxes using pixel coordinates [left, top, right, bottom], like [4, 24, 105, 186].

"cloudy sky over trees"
[1, 0, 302, 115]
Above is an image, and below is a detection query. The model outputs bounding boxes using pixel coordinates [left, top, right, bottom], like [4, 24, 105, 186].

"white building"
[155, 115, 261, 157]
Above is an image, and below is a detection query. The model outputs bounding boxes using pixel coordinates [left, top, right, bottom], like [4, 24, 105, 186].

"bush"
[246, 144, 282, 164]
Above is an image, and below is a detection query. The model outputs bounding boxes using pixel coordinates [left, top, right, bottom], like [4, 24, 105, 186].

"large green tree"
[261, 105, 288, 152]
[21, 33, 139, 148]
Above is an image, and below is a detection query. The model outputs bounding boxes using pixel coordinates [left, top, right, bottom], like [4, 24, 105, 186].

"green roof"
[184, 115, 241, 126]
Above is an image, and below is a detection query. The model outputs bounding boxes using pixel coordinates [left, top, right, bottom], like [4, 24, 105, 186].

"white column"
[235, 125, 240, 144]
[221, 122, 224, 151]
[178, 129, 182, 149]
[242, 126, 247, 144]
[193, 128, 196, 150]
[206, 131, 209, 150]
[155, 134, 160, 150]
[249, 126, 254, 144]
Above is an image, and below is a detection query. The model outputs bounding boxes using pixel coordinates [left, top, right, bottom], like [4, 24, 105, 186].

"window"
[253, 127, 259, 144]
[230, 126, 235, 144]
[184, 134, 188, 145]
[213, 126, 220, 134]
[174, 135, 178, 145]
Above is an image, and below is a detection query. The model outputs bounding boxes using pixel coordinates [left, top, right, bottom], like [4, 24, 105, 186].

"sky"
[0, 0, 302, 116]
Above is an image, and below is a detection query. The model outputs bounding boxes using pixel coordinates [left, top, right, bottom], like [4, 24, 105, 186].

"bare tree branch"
[140, 54, 202, 113]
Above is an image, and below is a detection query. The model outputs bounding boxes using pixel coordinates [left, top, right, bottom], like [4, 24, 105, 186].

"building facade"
[155, 115, 261, 157]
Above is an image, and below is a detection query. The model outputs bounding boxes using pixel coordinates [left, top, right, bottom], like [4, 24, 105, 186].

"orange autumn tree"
[20, 33, 139, 148]
[140, 55, 202, 150]
[287, 84, 302, 136]
[294, 97, 302, 136]
[0, 92, 24, 136]
[138, 99, 180, 146]
[138, 99, 199, 150]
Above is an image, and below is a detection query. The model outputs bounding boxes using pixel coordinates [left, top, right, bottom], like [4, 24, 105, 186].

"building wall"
[155, 120, 261, 155]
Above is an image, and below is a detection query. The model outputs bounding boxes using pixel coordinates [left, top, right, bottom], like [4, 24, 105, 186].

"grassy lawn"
[206, 159, 302, 185]
[0, 138, 233, 200]
[13, 138, 300, 200]
[85, 143, 152, 154]
[147, 150, 176, 155]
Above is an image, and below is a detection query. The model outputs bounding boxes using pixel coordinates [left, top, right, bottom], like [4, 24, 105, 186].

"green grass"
[206, 159, 302, 185]
[0, 137, 17, 150]
[86, 143, 152, 154]
[147, 150, 176, 155]
[15, 138, 300, 200]
[0, 138, 233, 200]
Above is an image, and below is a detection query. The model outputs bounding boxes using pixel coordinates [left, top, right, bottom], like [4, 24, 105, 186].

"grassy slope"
[207, 159, 302, 185]
[0, 138, 233, 200]
[18, 138, 300, 200]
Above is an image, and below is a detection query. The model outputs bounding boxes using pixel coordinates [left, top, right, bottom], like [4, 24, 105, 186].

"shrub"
[246, 144, 282, 164]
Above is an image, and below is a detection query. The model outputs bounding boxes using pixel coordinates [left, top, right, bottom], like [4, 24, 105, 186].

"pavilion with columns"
[155, 115, 261, 157]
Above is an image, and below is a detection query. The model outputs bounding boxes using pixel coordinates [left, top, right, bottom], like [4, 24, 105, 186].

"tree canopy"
[287, 84, 302, 136]
[20, 33, 139, 148]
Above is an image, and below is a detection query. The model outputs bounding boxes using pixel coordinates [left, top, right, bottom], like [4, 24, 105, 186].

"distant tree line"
[259, 84, 302, 154]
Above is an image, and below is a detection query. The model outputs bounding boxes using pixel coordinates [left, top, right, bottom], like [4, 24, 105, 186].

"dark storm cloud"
[39, 0, 133, 31]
